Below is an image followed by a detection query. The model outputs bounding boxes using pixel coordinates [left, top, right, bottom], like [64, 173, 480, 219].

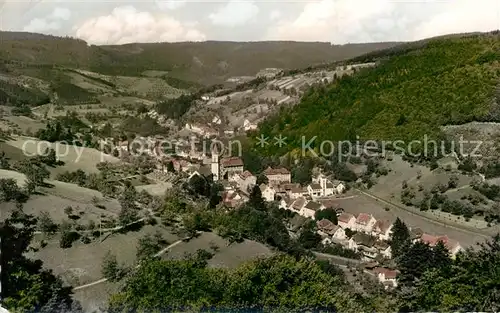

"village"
[99, 132, 465, 290]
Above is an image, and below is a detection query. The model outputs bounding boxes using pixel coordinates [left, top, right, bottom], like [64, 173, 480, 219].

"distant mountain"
[258, 31, 500, 156]
[0, 31, 400, 84]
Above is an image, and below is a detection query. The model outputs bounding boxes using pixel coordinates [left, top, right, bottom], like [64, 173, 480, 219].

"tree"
[38, 211, 57, 235]
[0, 212, 81, 312]
[448, 175, 459, 189]
[101, 251, 123, 282]
[166, 161, 175, 172]
[248, 185, 265, 210]
[64, 206, 73, 217]
[315, 208, 338, 225]
[256, 174, 268, 185]
[390, 218, 411, 259]
[59, 221, 79, 248]
[136, 233, 167, 261]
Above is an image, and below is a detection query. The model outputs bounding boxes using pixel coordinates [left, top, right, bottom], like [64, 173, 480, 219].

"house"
[221, 180, 238, 191]
[349, 233, 378, 259]
[288, 214, 308, 234]
[279, 197, 292, 210]
[229, 170, 256, 192]
[410, 227, 424, 241]
[312, 173, 335, 196]
[222, 190, 243, 208]
[373, 267, 398, 289]
[420, 234, 463, 258]
[290, 186, 308, 199]
[337, 213, 356, 230]
[375, 241, 392, 259]
[354, 213, 377, 233]
[211, 115, 221, 124]
[372, 220, 393, 241]
[300, 201, 325, 219]
[260, 183, 276, 202]
[264, 167, 291, 187]
[243, 119, 258, 131]
[289, 197, 308, 213]
[316, 219, 346, 240]
[334, 181, 346, 194]
[307, 184, 323, 197]
[220, 157, 244, 177]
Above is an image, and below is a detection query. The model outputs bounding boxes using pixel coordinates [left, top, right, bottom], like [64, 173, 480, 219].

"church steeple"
[211, 150, 220, 181]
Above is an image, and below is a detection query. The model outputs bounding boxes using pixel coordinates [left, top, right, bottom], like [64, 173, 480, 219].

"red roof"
[264, 167, 290, 176]
[338, 213, 355, 223]
[356, 213, 374, 225]
[374, 267, 397, 279]
[221, 157, 244, 167]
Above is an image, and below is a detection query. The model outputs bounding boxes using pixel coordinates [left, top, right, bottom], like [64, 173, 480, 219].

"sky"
[0, 0, 499, 45]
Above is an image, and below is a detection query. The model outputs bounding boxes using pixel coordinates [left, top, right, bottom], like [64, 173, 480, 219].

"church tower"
[211, 152, 220, 181]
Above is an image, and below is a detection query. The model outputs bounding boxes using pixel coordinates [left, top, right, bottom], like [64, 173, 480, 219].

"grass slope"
[259, 32, 500, 155]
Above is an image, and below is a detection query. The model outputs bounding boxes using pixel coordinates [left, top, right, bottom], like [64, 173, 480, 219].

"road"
[355, 188, 491, 242]
[73, 238, 184, 291]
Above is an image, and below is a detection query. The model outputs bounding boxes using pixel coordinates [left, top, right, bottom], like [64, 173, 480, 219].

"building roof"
[353, 232, 376, 247]
[373, 220, 392, 234]
[356, 213, 374, 226]
[317, 219, 340, 234]
[264, 166, 290, 176]
[290, 187, 306, 194]
[310, 183, 322, 190]
[338, 212, 355, 224]
[420, 233, 460, 251]
[374, 267, 398, 279]
[239, 170, 255, 179]
[281, 183, 300, 191]
[221, 157, 244, 167]
[304, 201, 323, 211]
[326, 183, 334, 188]
[290, 214, 308, 231]
[410, 227, 424, 239]
[292, 197, 307, 210]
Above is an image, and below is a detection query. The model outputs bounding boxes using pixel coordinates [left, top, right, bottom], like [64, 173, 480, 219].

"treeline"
[258, 33, 500, 156]
[156, 84, 223, 119]
[0, 80, 50, 106]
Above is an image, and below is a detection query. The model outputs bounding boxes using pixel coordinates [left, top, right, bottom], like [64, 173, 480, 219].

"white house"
[230, 170, 256, 192]
[212, 115, 221, 124]
[300, 201, 325, 219]
[289, 197, 308, 213]
[372, 220, 393, 241]
[289, 186, 308, 199]
[307, 183, 323, 198]
[317, 219, 346, 241]
[260, 183, 276, 202]
[420, 234, 463, 258]
[337, 213, 356, 229]
[375, 241, 392, 259]
[264, 167, 291, 187]
[243, 119, 258, 132]
[354, 213, 377, 233]
[334, 182, 346, 194]
[374, 267, 398, 289]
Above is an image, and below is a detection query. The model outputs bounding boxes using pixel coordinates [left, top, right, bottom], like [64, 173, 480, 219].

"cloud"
[209, 0, 259, 27]
[269, 10, 281, 21]
[155, 0, 186, 10]
[23, 7, 71, 33]
[413, 0, 500, 40]
[75, 6, 206, 45]
[266, 0, 500, 43]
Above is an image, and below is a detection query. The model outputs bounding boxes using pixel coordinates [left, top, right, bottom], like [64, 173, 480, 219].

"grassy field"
[5, 136, 121, 176]
[29, 225, 179, 286]
[0, 174, 121, 223]
[162, 231, 274, 269]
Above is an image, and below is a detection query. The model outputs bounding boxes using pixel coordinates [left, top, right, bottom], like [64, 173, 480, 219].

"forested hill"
[258, 32, 500, 156]
[0, 31, 399, 84]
